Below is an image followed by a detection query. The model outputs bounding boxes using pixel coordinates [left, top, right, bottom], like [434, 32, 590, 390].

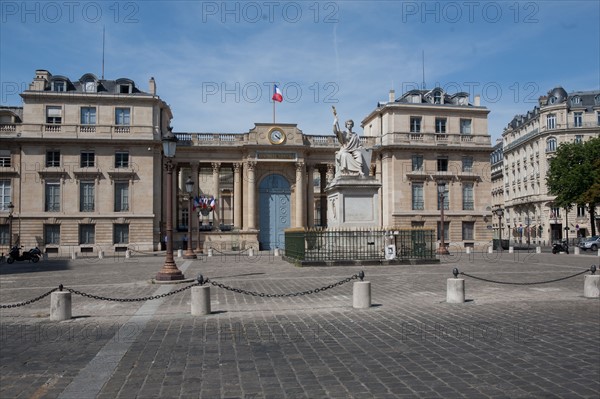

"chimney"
[389, 89, 395, 103]
[149, 77, 156, 95]
[474, 94, 480, 106]
[30, 69, 51, 91]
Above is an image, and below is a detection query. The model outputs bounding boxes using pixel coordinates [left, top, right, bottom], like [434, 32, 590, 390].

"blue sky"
[1, 1, 599, 140]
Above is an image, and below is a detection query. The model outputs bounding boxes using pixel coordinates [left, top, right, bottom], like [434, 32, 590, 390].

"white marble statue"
[332, 106, 370, 177]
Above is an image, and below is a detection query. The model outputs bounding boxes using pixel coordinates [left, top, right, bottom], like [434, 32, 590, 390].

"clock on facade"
[268, 127, 286, 145]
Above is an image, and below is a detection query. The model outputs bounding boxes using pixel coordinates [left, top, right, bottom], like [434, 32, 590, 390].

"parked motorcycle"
[6, 246, 41, 264]
[551, 240, 569, 254]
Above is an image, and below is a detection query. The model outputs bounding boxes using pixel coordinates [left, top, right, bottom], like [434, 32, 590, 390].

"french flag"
[272, 84, 283, 102]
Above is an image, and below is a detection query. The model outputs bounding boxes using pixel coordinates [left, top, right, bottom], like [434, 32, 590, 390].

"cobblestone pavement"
[1, 250, 599, 398]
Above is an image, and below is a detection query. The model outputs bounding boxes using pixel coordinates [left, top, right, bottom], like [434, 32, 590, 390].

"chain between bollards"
[453, 265, 597, 286]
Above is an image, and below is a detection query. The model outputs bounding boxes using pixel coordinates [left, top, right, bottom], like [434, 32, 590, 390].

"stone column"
[295, 162, 305, 228]
[306, 163, 315, 228]
[246, 161, 257, 230]
[212, 162, 221, 230]
[233, 162, 242, 230]
[320, 166, 328, 227]
[380, 152, 392, 227]
[190, 163, 200, 252]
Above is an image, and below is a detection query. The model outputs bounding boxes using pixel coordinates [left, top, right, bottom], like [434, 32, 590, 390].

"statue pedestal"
[325, 176, 381, 228]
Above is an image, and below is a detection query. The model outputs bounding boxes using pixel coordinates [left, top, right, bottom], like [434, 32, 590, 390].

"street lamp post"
[156, 128, 185, 281]
[495, 208, 504, 250]
[183, 176, 196, 259]
[437, 183, 449, 255]
[7, 202, 14, 249]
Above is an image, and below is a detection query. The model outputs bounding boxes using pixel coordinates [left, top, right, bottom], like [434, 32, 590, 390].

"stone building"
[1, 71, 497, 255]
[501, 87, 600, 243]
[361, 88, 494, 250]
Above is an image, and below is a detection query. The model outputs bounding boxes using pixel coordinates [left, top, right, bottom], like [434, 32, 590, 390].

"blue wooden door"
[259, 174, 291, 250]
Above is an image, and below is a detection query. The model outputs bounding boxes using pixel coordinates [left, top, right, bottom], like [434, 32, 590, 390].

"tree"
[546, 136, 600, 236]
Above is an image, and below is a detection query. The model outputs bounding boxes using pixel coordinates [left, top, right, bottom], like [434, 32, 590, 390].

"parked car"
[579, 235, 600, 251]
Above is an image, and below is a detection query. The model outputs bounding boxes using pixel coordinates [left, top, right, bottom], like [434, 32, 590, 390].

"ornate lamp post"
[183, 176, 196, 259]
[7, 202, 14, 248]
[495, 208, 504, 250]
[156, 128, 185, 281]
[437, 183, 449, 255]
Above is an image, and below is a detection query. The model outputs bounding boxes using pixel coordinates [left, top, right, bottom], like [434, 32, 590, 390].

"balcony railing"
[0, 124, 16, 132]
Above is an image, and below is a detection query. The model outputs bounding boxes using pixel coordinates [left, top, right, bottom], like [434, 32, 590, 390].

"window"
[0, 150, 10, 167]
[550, 207, 561, 218]
[115, 152, 129, 168]
[412, 155, 423, 171]
[412, 183, 424, 210]
[410, 117, 421, 133]
[573, 112, 582, 127]
[115, 108, 130, 125]
[546, 114, 556, 130]
[79, 224, 95, 244]
[0, 224, 8, 245]
[546, 137, 557, 152]
[80, 181, 95, 212]
[597, 112, 600, 126]
[46, 106, 62, 124]
[575, 135, 583, 144]
[462, 222, 475, 240]
[80, 151, 95, 167]
[437, 158, 448, 172]
[437, 221, 450, 241]
[433, 91, 442, 104]
[576, 205, 585, 218]
[0, 180, 10, 211]
[80, 107, 97, 125]
[52, 81, 66, 92]
[114, 224, 129, 244]
[435, 118, 446, 133]
[182, 208, 189, 228]
[44, 224, 60, 245]
[462, 183, 474, 210]
[118, 84, 131, 94]
[437, 183, 449, 210]
[571, 96, 581, 106]
[45, 181, 60, 212]
[46, 151, 60, 167]
[114, 182, 129, 212]
[462, 157, 473, 172]
[84, 81, 96, 93]
[460, 119, 472, 134]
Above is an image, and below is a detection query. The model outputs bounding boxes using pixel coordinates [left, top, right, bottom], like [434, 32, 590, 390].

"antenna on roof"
[101, 25, 105, 79]
[421, 50, 426, 90]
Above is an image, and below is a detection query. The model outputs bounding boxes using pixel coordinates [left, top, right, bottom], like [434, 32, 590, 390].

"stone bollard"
[509, 247, 514, 254]
[98, 250, 104, 259]
[353, 280, 371, 309]
[71, 251, 77, 260]
[574, 247, 580, 255]
[274, 247, 280, 257]
[466, 247, 472, 254]
[208, 247, 213, 257]
[597, 249, 600, 257]
[125, 250, 131, 259]
[43, 253, 49, 261]
[177, 249, 183, 258]
[50, 290, 72, 321]
[584, 275, 599, 298]
[536, 246, 541, 254]
[248, 247, 255, 257]
[447, 268, 465, 303]
[191, 285, 211, 315]
[488, 246, 493, 254]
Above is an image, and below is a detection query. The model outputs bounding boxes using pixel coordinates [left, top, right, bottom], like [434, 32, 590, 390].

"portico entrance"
[258, 174, 291, 250]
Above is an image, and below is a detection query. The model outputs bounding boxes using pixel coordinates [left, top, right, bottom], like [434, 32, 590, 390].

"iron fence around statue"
[284, 228, 435, 262]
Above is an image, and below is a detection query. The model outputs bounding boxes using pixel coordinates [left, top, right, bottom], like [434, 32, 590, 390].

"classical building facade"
[501, 87, 600, 243]
[361, 88, 494, 249]
[490, 139, 504, 238]
[1, 71, 497, 255]
[0, 70, 172, 255]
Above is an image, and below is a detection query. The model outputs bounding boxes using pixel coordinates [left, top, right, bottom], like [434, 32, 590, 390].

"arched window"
[546, 137, 557, 153]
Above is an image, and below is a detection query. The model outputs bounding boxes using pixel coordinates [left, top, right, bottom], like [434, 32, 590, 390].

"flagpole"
[273, 98, 276, 123]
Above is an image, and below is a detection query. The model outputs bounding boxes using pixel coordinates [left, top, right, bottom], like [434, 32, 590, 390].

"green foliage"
[546, 136, 600, 207]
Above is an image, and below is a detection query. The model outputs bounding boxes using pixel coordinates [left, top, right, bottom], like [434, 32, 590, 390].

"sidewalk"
[1, 251, 599, 398]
